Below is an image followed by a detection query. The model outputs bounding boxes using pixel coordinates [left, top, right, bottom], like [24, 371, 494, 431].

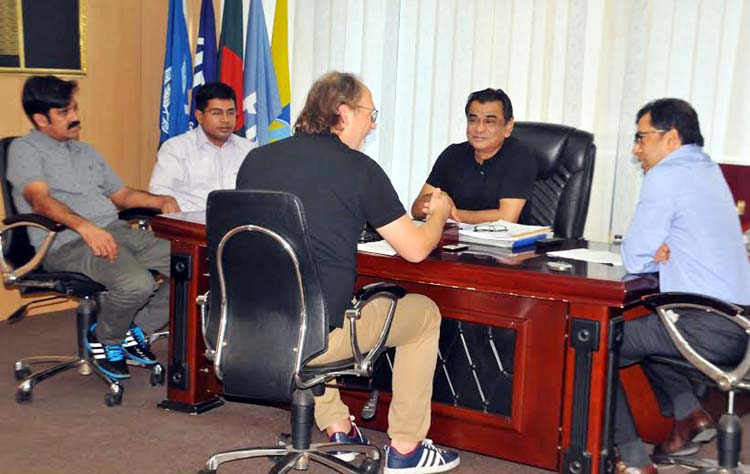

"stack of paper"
[458, 220, 551, 249]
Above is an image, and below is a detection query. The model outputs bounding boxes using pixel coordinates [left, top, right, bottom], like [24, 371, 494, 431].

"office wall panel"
[0, 0, 168, 318]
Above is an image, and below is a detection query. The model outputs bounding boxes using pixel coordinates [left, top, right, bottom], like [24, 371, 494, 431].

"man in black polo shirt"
[236, 71, 460, 474]
[411, 88, 538, 224]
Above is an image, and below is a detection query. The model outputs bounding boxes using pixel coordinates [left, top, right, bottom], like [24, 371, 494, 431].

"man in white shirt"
[149, 82, 254, 211]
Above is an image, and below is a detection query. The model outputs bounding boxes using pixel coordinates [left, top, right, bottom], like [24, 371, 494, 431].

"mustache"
[68, 121, 81, 130]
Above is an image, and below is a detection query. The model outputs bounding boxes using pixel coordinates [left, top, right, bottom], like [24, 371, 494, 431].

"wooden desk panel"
[349, 276, 567, 469]
[151, 213, 661, 474]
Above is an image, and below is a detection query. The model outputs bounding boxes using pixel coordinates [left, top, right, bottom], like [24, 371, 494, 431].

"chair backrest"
[514, 122, 596, 238]
[0, 136, 36, 269]
[205, 190, 328, 403]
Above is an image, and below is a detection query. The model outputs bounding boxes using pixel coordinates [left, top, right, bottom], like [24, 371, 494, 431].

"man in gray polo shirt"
[7, 75, 180, 379]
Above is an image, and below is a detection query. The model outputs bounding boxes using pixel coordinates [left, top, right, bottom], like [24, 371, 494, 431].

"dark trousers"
[615, 310, 747, 450]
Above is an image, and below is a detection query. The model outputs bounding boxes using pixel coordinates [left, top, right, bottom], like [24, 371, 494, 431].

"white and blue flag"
[159, 0, 192, 146]
[243, 0, 281, 145]
[188, 0, 217, 130]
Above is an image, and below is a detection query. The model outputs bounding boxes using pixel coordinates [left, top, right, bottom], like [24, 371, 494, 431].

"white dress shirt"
[149, 126, 254, 211]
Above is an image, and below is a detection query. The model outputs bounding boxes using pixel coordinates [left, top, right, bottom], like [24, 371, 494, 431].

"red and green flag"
[218, 0, 245, 135]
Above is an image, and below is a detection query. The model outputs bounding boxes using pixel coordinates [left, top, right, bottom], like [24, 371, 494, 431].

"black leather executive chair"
[197, 190, 406, 474]
[0, 137, 164, 406]
[642, 292, 750, 473]
[514, 121, 596, 239]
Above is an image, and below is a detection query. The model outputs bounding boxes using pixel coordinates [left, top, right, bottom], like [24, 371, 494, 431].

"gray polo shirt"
[7, 129, 124, 251]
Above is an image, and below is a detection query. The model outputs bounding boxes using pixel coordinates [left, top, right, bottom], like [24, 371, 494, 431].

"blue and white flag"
[188, 0, 218, 130]
[243, 0, 282, 145]
[159, 0, 192, 146]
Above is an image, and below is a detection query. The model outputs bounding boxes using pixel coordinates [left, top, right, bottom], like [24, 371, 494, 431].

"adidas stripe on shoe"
[87, 324, 130, 379]
[122, 325, 158, 365]
[384, 439, 460, 474]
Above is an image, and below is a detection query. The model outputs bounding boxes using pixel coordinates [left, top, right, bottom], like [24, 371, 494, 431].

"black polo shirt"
[426, 136, 538, 210]
[236, 132, 406, 328]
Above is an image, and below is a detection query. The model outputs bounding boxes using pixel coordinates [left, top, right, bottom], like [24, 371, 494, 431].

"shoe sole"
[123, 353, 158, 366]
[91, 360, 131, 379]
[333, 452, 358, 462]
[657, 442, 700, 457]
[384, 457, 460, 474]
[692, 427, 717, 444]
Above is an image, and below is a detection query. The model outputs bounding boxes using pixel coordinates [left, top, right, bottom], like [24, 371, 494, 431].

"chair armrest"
[297, 282, 409, 390]
[642, 292, 743, 317]
[117, 207, 161, 221]
[1, 214, 64, 283]
[642, 292, 750, 391]
[354, 282, 408, 303]
[346, 282, 408, 376]
[3, 213, 66, 232]
[196, 291, 216, 361]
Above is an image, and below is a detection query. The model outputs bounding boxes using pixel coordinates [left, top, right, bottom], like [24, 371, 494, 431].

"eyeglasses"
[473, 224, 507, 233]
[633, 129, 667, 144]
[355, 105, 379, 123]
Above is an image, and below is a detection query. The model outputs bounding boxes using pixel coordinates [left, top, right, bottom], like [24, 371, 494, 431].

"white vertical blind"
[281, 0, 749, 241]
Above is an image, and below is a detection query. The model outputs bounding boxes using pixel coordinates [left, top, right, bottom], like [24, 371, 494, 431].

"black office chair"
[514, 121, 596, 239]
[642, 292, 750, 473]
[197, 190, 406, 474]
[0, 136, 165, 406]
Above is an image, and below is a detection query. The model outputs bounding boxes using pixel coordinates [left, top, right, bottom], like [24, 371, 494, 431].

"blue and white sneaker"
[384, 439, 460, 473]
[329, 416, 370, 461]
[122, 324, 158, 365]
[87, 324, 130, 379]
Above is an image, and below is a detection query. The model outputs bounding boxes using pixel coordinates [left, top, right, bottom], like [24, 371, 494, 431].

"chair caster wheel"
[14, 367, 31, 381]
[198, 469, 215, 474]
[361, 458, 380, 474]
[16, 388, 32, 404]
[150, 370, 165, 386]
[105, 386, 123, 406]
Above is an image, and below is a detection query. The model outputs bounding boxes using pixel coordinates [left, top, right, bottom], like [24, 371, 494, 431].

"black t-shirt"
[426, 136, 538, 211]
[235, 132, 406, 328]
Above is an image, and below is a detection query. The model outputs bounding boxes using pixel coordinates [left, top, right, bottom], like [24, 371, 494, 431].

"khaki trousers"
[309, 293, 441, 443]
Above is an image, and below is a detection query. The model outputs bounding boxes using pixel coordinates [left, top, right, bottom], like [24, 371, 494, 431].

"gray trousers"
[44, 220, 171, 345]
[615, 309, 747, 464]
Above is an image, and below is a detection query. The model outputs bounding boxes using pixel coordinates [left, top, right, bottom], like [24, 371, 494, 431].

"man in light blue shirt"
[616, 98, 750, 474]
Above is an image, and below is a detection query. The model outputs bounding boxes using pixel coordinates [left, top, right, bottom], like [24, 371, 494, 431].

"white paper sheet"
[357, 240, 398, 256]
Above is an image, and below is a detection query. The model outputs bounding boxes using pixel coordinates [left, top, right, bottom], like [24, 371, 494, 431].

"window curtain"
[286, 0, 750, 241]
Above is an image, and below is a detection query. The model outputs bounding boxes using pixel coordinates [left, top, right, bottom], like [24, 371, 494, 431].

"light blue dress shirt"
[622, 144, 750, 305]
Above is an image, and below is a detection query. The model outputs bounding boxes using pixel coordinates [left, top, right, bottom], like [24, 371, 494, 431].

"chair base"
[147, 330, 170, 346]
[12, 297, 166, 406]
[652, 411, 749, 474]
[200, 440, 381, 474]
[653, 455, 750, 474]
[14, 355, 164, 406]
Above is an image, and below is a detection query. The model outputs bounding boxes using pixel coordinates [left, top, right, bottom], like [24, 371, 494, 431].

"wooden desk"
[151, 212, 660, 474]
